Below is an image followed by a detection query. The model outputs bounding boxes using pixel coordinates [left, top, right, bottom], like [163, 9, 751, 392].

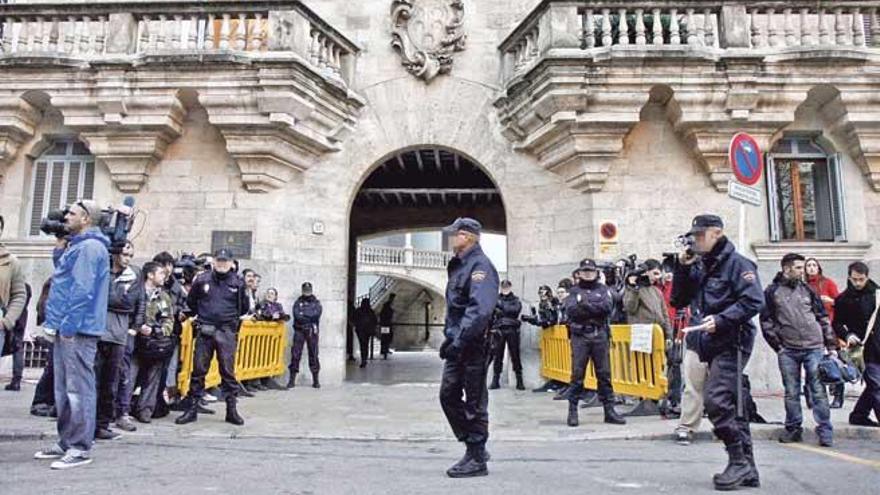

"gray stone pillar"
[538, 4, 581, 54]
[106, 13, 138, 54]
[719, 4, 751, 48]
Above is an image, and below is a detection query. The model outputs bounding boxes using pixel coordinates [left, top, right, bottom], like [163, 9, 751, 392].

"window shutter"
[29, 161, 49, 236]
[65, 161, 82, 205]
[765, 156, 781, 242]
[828, 153, 847, 242]
[82, 161, 95, 199]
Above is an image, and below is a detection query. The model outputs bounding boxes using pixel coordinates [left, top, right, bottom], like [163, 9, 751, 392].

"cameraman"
[153, 252, 190, 410]
[175, 248, 249, 426]
[562, 259, 626, 427]
[670, 215, 764, 490]
[623, 258, 673, 341]
[35, 200, 110, 470]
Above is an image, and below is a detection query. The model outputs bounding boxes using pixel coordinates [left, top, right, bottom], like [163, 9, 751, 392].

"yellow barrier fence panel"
[539, 324, 668, 401]
[177, 320, 288, 397]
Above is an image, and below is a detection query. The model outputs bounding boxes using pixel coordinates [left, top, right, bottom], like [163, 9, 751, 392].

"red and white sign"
[728, 132, 763, 186]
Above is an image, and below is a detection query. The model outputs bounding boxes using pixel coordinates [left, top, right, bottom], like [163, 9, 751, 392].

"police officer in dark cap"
[289, 281, 323, 388]
[489, 279, 524, 390]
[563, 258, 626, 427]
[438, 217, 499, 478]
[176, 248, 250, 426]
[671, 214, 764, 490]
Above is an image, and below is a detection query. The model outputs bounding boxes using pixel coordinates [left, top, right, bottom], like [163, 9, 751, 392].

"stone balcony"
[495, 0, 880, 194]
[0, 0, 365, 192]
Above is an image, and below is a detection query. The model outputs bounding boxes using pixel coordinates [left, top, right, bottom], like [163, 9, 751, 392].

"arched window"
[766, 136, 846, 242]
[28, 140, 95, 236]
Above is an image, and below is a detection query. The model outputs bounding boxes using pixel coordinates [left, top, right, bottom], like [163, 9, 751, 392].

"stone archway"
[346, 146, 507, 383]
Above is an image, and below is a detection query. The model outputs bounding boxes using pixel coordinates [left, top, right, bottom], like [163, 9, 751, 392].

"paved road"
[2, 436, 877, 495]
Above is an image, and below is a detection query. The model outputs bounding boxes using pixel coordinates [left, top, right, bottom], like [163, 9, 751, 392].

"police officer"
[671, 215, 764, 491]
[288, 282, 323, 389]
[489, 280, 524, 390]
[438, 217, 499, 478]
[175, 248, 249, 426]
[563, 259, 626, 427]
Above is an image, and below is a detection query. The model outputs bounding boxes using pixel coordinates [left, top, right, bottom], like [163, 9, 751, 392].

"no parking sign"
[728, 132, 763, 186]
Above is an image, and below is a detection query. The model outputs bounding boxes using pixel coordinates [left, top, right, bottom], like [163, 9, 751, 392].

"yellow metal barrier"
[177, 320, 288, 397]
[540, 324, 668, 401]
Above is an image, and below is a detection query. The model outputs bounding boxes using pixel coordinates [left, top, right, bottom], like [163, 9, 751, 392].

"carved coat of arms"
[390, 0, 466, 82]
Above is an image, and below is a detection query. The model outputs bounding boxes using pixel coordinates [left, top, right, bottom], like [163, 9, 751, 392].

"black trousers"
[133, 356, 164, 416]
[380, 328, 393, 356]
[491, 328, 523, 376]
[704, 350, 753, 449]
[32, 343, 55, 407]
[439, 344, 489, 445]
[290, 329, 320, 375]
[94, 341, 125, 430]
[356, 331, 371, 363]
[567, 331, 613, 405]
[189, 327, 239, 400]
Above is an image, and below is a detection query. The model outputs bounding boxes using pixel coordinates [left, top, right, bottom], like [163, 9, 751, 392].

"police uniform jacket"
[563, 280, 613, 334]
[671, 237, 764, 361]
[293, 295, 322, 333]
[187, 270, 249, 328]
[492, 293, 522, 331]
[444, 244, 499, 347]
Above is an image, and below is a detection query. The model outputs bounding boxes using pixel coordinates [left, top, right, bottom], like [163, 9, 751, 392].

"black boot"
[446, 443, 488, 478]
[286, 373, 296, 389]
[830, 385, 844, 409]
[603, 403, 626, 425]
[5, 378, 21, 391]
[175, 404, 198, 425]
[489, 375, 501, 390]
[515, 373, 525, 391]
[741, 443, 760, 488]
[312, 373, 320, 389]
[225, 398, 244, 426]
[713, 443, 753, 491]
[567, 402, 579, 427]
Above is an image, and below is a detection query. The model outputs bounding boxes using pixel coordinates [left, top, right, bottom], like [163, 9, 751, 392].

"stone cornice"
[753, 241, 873, 262]
[0, 98, 41, 177]
[0, 239, 55, 259]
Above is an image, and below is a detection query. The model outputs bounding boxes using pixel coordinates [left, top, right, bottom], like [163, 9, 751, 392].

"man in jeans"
[35, 200, 110, 470]
[761, 253, 837, 447]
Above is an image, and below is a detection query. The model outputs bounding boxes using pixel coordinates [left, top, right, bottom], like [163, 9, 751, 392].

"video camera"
[172, 253, 198, 285]
[39, 196, 136, 254]
[661, 233, 696, 270]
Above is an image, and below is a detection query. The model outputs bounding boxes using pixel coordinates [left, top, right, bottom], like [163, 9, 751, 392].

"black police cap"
[688, 214, 725, 235]
[442, 217, 482, 235]
[213, 248, 234, 261]
[577, 258, 599, 272]
[302, 282, 313, 292]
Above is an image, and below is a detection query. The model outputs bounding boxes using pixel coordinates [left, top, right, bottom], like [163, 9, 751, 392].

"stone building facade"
[2, 0, 880, 390]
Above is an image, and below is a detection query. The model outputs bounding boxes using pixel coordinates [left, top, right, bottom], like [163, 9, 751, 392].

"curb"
[4, 425, 877, 444]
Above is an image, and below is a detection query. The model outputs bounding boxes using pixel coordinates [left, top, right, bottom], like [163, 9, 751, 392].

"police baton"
[736, 329, 744, 420]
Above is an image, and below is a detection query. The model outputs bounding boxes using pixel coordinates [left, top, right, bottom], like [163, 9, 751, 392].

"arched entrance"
[346, 147, 506, 383]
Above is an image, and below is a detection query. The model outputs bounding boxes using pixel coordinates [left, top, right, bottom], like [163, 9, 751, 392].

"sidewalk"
[2, 374, 877, 445]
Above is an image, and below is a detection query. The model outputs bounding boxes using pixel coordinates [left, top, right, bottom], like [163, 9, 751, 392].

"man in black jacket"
[671, 215, 764, 491]
[489, 280, 524, 390]
[289, 282, 323, 388]
[379, 293, 395, 359]
[96, 242, 144, 439]
[833, 261, 880, 427]
[175, 248, 250, 426]
[563, 259, 625, 427]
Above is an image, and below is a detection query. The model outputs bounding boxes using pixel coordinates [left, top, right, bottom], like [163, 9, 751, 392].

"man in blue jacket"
[671, 215, 764, 491]
[438, 217, 499, 478]
[289, 282, 323, 388]
[35, 200, 110, 470]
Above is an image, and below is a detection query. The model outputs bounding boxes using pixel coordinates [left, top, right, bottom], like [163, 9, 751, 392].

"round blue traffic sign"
[728, 133, 763, 186]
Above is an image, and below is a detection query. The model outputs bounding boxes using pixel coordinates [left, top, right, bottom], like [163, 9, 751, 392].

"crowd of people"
[0, 206, 324, 470]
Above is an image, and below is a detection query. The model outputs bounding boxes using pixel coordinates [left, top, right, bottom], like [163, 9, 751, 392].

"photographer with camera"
[0, 215, 29, 385]
[129, 262, 175, 423]
[623, 258, 673, 340]
[176, 248, 250, 426]
[152, 252, 191, 410]
[563, 259, 626, 427]
[95, 241, 144, 440]
[489, 280, 524, 391]
[35, 200, 110, 470]
[670, 214, 764, 491]
[520, 285, 558, 329]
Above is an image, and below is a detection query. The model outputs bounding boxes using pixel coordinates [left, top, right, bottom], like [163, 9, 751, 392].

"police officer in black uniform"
[175, 248, 249, 426]
[489, 280, 524, 390]
[671, 215, 764, 491]
[563, 259, 626, 427]
[438, 218, 499, 478]
[288, 282, 323, 389]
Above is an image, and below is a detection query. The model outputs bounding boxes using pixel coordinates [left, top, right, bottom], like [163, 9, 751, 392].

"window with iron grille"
[28, 140, 96, 236]
[766, 137, 846, 242]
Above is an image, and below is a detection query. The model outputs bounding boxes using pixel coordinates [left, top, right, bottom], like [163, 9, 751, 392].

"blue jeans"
[778, 348, 832, 438]
[54, 334, 98, 455]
